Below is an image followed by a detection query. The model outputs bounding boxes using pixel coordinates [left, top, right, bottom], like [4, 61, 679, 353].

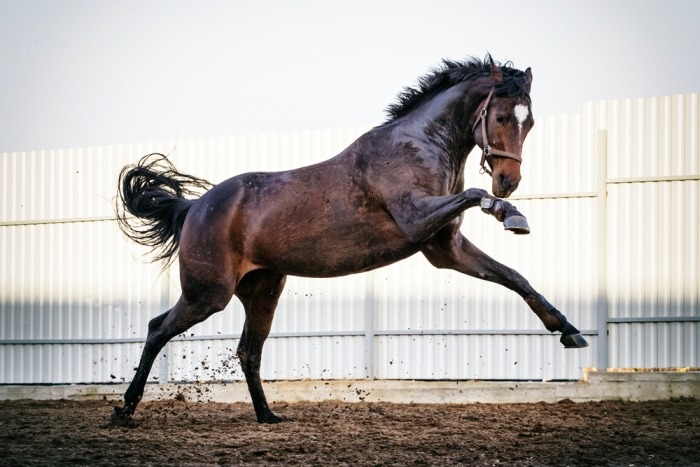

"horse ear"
[489, 57, 503, 83]
[524, 67, 533, 92]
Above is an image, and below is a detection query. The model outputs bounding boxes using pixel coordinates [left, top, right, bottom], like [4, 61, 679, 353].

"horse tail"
[116, 153, 213, 265]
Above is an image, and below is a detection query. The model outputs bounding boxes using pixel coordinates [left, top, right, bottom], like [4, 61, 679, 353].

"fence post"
[364, 271, 376, 379]
[596, 129, 609, 371]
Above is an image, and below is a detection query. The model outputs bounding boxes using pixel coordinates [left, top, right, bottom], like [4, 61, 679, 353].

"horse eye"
[495, 115, 506, 126]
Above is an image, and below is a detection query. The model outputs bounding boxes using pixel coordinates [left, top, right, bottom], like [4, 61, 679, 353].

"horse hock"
[480, 197, 530, 235]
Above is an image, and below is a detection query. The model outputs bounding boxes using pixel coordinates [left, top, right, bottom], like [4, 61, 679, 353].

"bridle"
[472, 88, 524, 176]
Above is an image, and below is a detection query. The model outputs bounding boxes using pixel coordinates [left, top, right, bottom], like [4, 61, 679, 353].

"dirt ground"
[0, 398, 698, 466]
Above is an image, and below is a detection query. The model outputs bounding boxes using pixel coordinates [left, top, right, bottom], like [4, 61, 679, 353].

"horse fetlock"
[525, 295, 564, 332]
[479, 197, 529, 235]
[480, 197, 505, 221]
[125, 383, 142, 399]
[479, 196, 498, 210]
[525, 296, 590, 348]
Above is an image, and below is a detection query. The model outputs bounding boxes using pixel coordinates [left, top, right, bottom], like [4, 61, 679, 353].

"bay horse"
[113, 55, 588, 423]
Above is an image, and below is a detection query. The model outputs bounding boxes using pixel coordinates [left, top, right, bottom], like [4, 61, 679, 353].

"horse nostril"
[499, 173, 511, 191]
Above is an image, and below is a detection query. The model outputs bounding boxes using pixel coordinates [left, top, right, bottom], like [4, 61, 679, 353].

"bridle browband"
[472, 88, 524, 176]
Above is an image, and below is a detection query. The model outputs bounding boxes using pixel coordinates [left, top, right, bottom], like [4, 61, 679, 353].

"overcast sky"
[1, 0, 699, 153]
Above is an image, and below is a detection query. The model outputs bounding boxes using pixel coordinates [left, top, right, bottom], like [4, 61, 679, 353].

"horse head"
[472, 59, 534, 198]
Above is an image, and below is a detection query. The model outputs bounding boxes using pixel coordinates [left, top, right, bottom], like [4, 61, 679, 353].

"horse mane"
[385, 54, 531, 122]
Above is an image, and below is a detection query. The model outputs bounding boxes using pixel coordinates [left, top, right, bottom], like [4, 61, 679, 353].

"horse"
[113, 55, 588, 424]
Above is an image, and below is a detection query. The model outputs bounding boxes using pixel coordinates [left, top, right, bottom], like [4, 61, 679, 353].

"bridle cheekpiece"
[472, 88, 524, 176]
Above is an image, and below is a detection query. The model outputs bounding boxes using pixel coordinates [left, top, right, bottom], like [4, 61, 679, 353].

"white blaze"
[514, 104, 529, 135]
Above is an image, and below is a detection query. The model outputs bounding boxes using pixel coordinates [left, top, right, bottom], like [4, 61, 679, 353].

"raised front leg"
[386, 188, 528, 244]
[421, 228, 588, 348]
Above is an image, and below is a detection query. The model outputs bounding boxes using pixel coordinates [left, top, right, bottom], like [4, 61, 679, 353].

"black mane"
[385, 55, 531, 122]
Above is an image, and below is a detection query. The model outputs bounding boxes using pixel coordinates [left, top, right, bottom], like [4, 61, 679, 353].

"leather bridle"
[472, 88, 524, 176]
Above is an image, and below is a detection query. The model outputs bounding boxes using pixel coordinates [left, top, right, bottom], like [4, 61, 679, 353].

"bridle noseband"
[472, 88, 523, 176]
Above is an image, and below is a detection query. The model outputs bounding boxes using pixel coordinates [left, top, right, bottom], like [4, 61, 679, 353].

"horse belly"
[273, 239, 417, 277]
[254, 215, 417, 278]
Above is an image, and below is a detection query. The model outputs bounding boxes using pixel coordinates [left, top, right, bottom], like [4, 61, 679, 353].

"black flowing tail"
[115, 153, 213, 265]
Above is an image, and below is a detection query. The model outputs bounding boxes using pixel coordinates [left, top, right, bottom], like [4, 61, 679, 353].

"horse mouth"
[493, 185, 516, 199]
[492, 173, 520, 198]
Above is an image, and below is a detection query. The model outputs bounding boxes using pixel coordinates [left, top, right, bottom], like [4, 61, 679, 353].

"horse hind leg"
[111, 309, 171, 420]
[112, 292, 231, 421]
[234, 269, 287, 423]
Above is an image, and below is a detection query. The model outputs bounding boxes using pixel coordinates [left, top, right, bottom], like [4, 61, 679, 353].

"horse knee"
[465, 188, 489, 200]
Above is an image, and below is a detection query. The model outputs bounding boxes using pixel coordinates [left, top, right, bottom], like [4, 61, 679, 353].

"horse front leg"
[387, 188, 529, 244]
[421, 229, 588, 348]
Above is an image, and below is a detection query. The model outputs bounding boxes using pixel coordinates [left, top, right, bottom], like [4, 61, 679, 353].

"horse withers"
[113, 55, 588, 424]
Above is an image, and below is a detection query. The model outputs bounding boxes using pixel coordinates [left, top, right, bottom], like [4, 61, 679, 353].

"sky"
[1, 0, 699, 153]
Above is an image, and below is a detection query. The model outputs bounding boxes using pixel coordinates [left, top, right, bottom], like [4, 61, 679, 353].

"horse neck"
[388, 81, 488, 172]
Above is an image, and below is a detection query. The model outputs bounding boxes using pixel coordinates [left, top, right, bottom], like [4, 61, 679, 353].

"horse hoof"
[111, 407, 123, 422]
[560, 333, 589, 348]
[504, 215, 530, 235]
[111, 406, 132, 422]
[258, 413, 285, 424]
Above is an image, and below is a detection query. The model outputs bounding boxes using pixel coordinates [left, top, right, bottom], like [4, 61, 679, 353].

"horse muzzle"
[492, 169, 521, 198]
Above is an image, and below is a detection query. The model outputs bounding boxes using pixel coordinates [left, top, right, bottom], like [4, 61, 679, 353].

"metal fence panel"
[374, 334, 597, 381]
[595, 94, 700, 370]
[1, 93, 698, 385]
[608, 323, 699, 369]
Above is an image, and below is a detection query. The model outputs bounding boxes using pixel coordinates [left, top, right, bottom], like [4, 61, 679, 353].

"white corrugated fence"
[1, 93, 698, 385]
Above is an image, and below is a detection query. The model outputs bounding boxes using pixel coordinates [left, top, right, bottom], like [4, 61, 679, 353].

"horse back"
[179, 151, 419, 279]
